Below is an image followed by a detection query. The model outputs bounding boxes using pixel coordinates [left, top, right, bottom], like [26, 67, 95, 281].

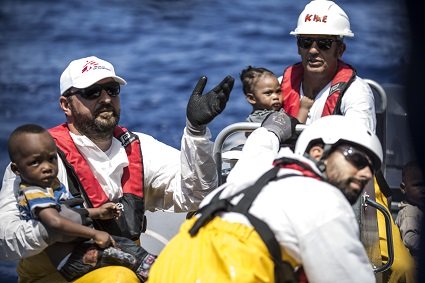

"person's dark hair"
[402, 160, 421, 180]
[240, 66, 276, 95]
[8, 124, 47, 161]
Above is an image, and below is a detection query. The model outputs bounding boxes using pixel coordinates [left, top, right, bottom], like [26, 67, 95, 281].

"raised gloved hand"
[186, 75, 235, 135]
[261, 109, 299, 144]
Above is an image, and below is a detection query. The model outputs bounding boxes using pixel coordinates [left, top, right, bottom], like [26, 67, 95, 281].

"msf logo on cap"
[81, 59, 112, 74]
[304, 13, 328, 23]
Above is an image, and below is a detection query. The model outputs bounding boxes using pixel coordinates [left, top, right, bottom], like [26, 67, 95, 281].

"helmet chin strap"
[316, 159, 327, 173]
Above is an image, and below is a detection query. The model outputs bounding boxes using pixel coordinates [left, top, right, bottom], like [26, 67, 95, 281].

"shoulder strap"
[332, 63, 357, 115]
[233, 166, 280, 212]
[189, 166, 299, 283]
[375, 169, 392, 199]
[188, 196, 230, 236]
[244, 213, 298, 283]
[56, 147, 94, 208]
[232, 172, 299, 283]
[189, 166, 280, 236]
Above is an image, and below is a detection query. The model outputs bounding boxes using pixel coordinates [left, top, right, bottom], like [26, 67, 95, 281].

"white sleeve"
[340, 77, 377, 133]
[300, 214, 375, 283]
[142, 127, 216, 212]
[292, 187, 375, 283]
[265, 179, 375, 283]
[226, 127, 279, 185]
[396, 205, 422, 253]
[0, 164, 48, 260]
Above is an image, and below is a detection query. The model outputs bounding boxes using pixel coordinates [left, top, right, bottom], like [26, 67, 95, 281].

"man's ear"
[246, 93, 256, 105]
[59, 96, 72, 116]
[337, 42, 346, 59]
[308, 145, 324, 161]
[400, 182, 406, 194]
[10, 162, 20, 176]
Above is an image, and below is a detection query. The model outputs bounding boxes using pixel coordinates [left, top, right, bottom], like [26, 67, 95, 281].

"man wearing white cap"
[280, 1, 415, 282]
[0, 55, 234, 282]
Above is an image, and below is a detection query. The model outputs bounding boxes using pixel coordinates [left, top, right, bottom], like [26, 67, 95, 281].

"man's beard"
[70, 103, 120, 140]
[328, 177, 368, 205]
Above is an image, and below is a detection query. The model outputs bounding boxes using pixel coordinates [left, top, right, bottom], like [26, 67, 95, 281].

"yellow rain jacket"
[374, 178, 416, 283]
[149, 217, 277, 283]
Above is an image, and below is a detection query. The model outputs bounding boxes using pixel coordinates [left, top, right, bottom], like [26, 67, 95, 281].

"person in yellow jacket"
[149, 114, 380, 283]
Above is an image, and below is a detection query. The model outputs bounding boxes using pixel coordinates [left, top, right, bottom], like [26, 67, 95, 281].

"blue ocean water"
[0, 0, 410, 281]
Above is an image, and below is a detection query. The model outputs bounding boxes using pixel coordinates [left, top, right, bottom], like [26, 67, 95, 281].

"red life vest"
[48, 123, 144, 208]
[281, 61, 356, 117]
[273, 156, 324, 181]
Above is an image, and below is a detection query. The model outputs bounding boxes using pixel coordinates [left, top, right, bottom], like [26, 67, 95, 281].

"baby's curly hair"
[240, 66, 276, 95]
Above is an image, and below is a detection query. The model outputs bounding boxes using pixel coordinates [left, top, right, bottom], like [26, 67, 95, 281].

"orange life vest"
[49, 124, 145, 240]
[281, 61, 356, 117]
[49, 123, 144, 206]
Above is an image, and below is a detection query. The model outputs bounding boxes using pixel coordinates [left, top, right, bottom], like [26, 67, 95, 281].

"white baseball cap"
[60, 56, 127, 95]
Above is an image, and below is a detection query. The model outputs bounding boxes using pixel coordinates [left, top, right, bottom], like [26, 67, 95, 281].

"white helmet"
[290, 0, 354, 38]
[294, 115, 383, 171]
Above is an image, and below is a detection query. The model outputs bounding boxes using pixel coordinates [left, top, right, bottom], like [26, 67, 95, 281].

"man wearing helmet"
[281, 1, 415, 282]
[147, 113, 380, 283]
[281, 0, 375, 132]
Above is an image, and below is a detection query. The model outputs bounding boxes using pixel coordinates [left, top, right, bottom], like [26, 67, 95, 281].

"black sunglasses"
[336, 145, 374, 172]
[64, 82, 121, 100]
[297, 36, 340, 51]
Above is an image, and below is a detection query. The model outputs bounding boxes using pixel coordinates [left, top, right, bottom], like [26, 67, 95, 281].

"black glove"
[261, 110, 299, 144]
[186, 75, 234, 135]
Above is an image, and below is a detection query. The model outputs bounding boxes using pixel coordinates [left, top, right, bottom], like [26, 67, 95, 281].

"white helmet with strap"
[290, 0, 354, 38]
[294, 115, 383, 171]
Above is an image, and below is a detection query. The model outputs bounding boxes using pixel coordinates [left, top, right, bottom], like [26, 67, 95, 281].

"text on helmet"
[304, 14, 328, 23]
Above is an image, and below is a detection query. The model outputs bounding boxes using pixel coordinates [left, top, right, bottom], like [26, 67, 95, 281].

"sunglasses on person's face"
[65, 82, 121, 100]
[335, 145, 374, 173]
[297, 36, 340, 51]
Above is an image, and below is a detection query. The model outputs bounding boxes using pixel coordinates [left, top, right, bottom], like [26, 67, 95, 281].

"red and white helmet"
[290, 0, 354, 38]
[294, 115, 383, 171]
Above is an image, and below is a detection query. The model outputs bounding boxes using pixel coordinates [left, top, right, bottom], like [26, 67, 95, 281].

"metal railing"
[362, 193, 394, 273]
